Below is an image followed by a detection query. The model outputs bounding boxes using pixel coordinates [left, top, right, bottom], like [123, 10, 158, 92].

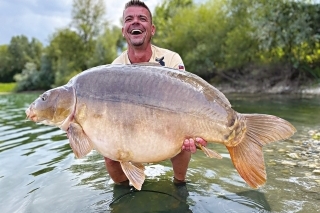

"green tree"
[2, 36, 43, 82]
[71, 0, 107, 68]
[0, 45, 11, 82]
[250, 0, 320, 79]
[153, 0, 230, 78]
[47, 29, 86, 86]
[153, 0, 193, 46]
[14, 54, 54, 91]
[87, 26, 124, 67]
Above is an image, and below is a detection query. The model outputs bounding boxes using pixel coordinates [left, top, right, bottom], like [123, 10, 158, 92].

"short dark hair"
[124, 0, 152, 22]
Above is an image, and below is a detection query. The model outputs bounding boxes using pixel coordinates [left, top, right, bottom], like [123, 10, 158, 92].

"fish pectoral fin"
[132, 163, 145, 171]
[120, 162, 145, 190]
[68, 122, 93, 158]
[196, 143, 222, 159]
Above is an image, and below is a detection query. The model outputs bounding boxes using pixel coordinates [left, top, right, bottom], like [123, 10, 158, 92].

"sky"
[0, 0, 162, 45]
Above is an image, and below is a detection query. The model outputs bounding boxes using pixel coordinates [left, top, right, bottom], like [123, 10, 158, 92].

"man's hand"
[182, 137, 207, 153]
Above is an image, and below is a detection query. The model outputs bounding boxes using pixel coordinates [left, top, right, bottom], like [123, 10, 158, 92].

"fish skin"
[25, 64, 296, 190]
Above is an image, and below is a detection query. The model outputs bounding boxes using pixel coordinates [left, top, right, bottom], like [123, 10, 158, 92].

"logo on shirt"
[155, 56, 165, 66]
[178, 64, 185, 70]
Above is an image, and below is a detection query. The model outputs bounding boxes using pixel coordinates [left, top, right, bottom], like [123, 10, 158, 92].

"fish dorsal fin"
[68, 122, 93, 158]
[120, 162, 145, 190]
[132, 62, 161, 67]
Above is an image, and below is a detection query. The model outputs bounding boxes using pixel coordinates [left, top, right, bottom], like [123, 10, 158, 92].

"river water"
[0, 93, 319, 213]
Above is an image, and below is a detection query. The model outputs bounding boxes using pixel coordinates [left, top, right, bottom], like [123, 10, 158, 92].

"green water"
[0, 93, 319, 213]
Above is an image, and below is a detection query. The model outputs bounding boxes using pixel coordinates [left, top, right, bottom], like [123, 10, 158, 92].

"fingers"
[182, 138, 197, 153]
[195, 137, 207, 146]
[182, 137, 208, 153]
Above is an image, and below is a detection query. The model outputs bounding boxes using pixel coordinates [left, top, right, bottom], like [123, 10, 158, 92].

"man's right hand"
[181, 137, 207, 153]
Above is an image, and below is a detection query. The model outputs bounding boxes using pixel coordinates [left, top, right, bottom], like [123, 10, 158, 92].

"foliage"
[71, 0, 106, 43]
[0, 45, 11, 82]
[250, 0, 320, 78]
[153, 0, 320, 82]
[71, 0, 107, 68]
[153, 0, 194, 46]
[87, 26, 124, 67]
[14, 54, 54, 92]
[46, 28, 86, 86]
[0, 36, 43, 82]
[14, 63, 40, 91]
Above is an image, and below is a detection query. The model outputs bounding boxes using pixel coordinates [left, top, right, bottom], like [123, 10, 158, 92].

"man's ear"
[122, 27, 125, 37]
[151, 25, 156, 36]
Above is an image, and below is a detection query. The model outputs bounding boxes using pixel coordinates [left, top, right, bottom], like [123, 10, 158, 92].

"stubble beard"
[129, 32, 151, 47]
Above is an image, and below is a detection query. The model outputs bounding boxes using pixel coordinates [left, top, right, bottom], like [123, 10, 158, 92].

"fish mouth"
[25, 107, 37, 122]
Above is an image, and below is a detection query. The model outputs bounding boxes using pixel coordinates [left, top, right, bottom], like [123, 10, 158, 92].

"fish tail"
[226, 114, 296, 188]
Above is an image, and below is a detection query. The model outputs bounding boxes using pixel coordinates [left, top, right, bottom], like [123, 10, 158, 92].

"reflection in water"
[218, 190, 271, 212]
[69, 151, 191, 212]
[108, 181, 191, 213]
[1, 93, 320, 212]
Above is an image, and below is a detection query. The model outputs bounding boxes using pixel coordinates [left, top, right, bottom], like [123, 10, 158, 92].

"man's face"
[122, 6, 155, 47]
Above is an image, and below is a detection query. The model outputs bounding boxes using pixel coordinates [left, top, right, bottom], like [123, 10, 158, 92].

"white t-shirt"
[112, 44, 185, 70]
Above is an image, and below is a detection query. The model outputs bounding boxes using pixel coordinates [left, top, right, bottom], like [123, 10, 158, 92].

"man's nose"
[132, 16, 141, 23]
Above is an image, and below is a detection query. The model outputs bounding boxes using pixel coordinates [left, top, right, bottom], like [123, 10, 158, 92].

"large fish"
[26, 64, 296, 190]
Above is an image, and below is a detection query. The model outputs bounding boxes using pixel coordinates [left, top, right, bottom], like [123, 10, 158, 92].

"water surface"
[0, 93, 319, 213]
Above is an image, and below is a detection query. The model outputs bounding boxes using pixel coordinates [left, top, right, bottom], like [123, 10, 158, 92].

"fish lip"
[25, 107, 37, 121]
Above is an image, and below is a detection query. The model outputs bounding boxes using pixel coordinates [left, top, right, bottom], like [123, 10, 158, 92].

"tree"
[250, 0, 320, 78]
[87, 26, 124, 67]
[0, 35, 43, 82]
[71, 0, 107, 68]
[0, 45, 11, 82]
[47, 29, 86, 86]
[153, 0, 194, 46]
[153, 0, 230, 78]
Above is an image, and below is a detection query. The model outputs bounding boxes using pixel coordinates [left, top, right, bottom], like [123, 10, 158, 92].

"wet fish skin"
[25, 64, 296, 190]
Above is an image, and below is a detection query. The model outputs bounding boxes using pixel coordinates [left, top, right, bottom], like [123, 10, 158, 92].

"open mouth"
[130, 29, 143, 35]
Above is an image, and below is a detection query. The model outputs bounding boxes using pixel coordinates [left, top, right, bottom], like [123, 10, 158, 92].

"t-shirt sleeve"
[170, 53, 186, 70]
[111, 57, 121, 64]
[111, 52, 129, 64]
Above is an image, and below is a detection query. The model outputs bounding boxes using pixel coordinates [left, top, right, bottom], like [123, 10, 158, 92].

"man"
[105, 0, 207, 186]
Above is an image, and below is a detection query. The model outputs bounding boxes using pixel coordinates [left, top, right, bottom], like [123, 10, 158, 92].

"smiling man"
[112, 0, 185, 69]
[107, 0, 207, 187]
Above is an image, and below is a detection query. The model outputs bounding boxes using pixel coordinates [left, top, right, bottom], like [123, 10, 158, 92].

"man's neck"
[127, 44, 153, 63]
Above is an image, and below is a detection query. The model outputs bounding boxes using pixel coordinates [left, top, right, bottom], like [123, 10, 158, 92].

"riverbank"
[215, 81, 320, 96]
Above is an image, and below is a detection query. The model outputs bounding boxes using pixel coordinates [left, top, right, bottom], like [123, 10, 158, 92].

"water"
[0, 93, 319, 213]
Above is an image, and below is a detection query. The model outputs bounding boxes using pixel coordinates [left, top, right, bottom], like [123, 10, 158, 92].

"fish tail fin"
[226, 114, 296, 188]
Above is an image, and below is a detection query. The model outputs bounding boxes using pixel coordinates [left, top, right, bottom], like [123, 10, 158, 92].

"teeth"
[131, 29, 142, 34]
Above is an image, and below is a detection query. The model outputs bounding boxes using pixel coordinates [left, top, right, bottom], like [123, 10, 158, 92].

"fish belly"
[76, 99, 227, 163]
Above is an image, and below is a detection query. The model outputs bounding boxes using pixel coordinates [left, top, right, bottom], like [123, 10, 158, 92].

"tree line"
[0, 0, 319, 92]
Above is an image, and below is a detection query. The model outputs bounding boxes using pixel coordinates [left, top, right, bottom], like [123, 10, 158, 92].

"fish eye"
[41, 94, 48, 101]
